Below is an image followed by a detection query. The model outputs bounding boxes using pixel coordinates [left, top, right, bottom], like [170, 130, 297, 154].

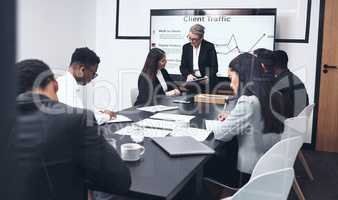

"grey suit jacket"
[212, 95, 265, 174]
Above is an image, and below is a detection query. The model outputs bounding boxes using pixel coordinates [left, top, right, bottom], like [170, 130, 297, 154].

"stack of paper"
[135, 118, 176, 130]
[171, 127, 212, 142]
[137, 105, 178, 113]
[150, 113, 195, 122]
[115, 126, 171, 138]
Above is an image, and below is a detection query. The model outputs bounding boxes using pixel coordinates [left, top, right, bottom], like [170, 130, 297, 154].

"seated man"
[272, 50, 309, 118]
[57, 47, 116, 124]
[3, 59, 131, 200]
[253, 48, 275, 74]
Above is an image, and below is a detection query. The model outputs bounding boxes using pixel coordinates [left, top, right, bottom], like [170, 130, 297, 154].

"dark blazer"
[180, 39, 218, 80]
[134, 68, 177, 106]
[273, 70, 309, 118]
[2, 93, 131, 200]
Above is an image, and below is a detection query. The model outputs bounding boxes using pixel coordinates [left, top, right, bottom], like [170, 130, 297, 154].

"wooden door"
[316, 0, 338, 152]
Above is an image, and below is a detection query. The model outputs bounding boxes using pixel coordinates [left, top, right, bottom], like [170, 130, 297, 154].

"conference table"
[103, 94, 227, 200]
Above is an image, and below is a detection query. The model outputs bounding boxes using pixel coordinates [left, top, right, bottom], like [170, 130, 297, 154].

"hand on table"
[217, 112, 229, 122]
[186, 74, 197, 82]
[99, 110, 117, 120]
[166, 89, 181, 96]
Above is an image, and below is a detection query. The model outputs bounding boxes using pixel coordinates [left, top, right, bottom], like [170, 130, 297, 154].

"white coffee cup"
[120, 143, 145, 161]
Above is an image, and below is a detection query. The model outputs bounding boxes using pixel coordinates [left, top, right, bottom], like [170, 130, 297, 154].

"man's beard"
[74, 76, 87, 86]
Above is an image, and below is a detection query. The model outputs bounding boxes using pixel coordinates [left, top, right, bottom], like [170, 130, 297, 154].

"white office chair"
[252, 136, 306, 200]
[282, 105, 315, 183]
[282, 116, 308, 141]
[223, 168, 295, 200]
[298, 104, 315, 118]
[130, 88, 139, 106]
[295, 104, 315, 182]
[251, 136, 303, 179]
[204, 136, 303, 200]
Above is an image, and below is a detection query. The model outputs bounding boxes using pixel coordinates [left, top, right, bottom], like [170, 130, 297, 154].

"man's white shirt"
[192, 45, 201, 77]
[57, 71, 109, 125]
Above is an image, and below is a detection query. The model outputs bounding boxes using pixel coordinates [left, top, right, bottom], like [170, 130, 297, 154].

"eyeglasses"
[187, 36, 201, 42]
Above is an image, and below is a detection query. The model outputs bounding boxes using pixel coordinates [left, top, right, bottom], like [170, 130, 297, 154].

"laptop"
[152, 136, 215, 157]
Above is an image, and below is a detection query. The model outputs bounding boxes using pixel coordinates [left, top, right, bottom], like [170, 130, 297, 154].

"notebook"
[185, 76, 208, 83]
[152, 136, 215, 157]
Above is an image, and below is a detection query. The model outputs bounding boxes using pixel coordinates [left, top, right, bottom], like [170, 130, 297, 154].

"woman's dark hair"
[229, 53, 283, 133]
[141, 48, 165, 80]
[16, 59, 55, 95]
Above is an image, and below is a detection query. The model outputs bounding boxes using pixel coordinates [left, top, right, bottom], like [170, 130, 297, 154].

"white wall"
[17, 0, 97, 70]
[95, 0, 320, 143]
[95, 0, 148, 110]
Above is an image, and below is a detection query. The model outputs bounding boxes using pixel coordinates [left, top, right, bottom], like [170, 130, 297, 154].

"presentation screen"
[150, 9, 276, 77]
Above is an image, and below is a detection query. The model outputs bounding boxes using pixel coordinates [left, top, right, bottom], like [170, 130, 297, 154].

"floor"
[288, 150, 338, 200]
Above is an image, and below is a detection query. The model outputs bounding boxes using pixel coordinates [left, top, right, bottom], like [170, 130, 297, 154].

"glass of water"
[130, 124, 144, 143]
[106, 137, 117, 149]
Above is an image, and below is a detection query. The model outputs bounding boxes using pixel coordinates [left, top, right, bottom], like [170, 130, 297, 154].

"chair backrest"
[229, 168, 294, 200]
[296, 103, 315, 142]
[251, 136, 303, 179]
[282, 116, 307, 141]
[297, 103, 315, 117]
[130, 88, 139, 106]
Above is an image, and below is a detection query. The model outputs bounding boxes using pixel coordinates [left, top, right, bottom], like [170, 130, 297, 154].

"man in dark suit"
[272, 50, 309, 118]
[2, 59, 131, 200]
[180, 24, 218, 92]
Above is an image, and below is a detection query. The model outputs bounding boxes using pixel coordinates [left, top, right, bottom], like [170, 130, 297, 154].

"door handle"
[323, 64, 337, 73]
[323, 64, 337, 69]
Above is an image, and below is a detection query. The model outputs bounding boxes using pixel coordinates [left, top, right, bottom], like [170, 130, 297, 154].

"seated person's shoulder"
[291, 73, 305, 85]
[183, 42, 191, 48]
[237, 96, 260, 111]
[238, 95, 259, 103]
[203, 40, 215, 47]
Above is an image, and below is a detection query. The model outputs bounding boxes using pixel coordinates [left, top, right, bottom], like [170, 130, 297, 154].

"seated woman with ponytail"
[210, 53, 283, 184]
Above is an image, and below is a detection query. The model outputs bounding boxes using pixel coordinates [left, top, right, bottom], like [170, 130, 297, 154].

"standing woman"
[210, 53, 283, 185]
[134, 48, 180, 106]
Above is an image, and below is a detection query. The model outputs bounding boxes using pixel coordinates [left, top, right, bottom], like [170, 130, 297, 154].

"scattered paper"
[150, 113, 195, 122]
[137, 105, 178, 113]
[136, 118, 176, 130]
[115, 126, 171, 138]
